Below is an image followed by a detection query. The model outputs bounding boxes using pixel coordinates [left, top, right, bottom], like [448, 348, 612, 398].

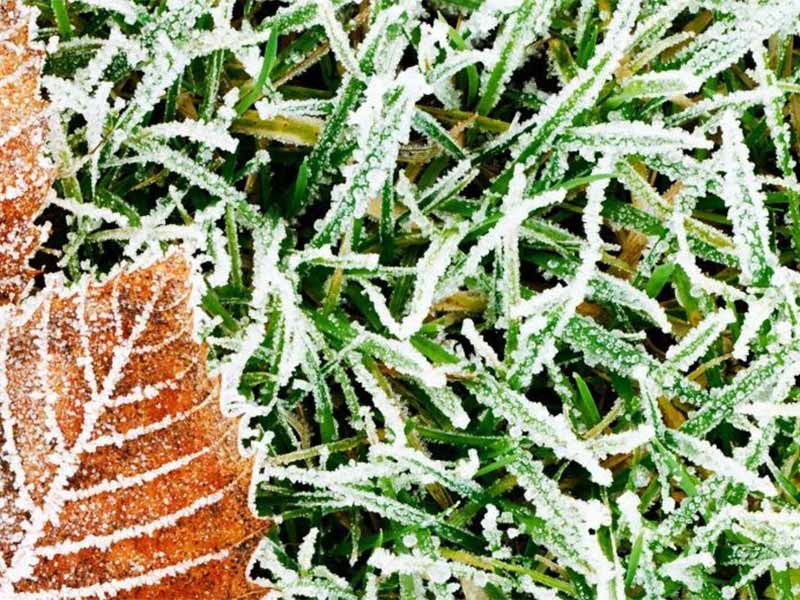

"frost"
[666, 87, 782, 127]
[560, 121, 712, 156]
[679, 1, 800, 81]
[505, 448, 612, 582]
[139, 120, 238, 153]
[719, 112, 778, 286]
[315, 0, 362, 79]
[467, 373, 612, 485]
[363, 224, 466, 339]
[439, 181, 566, 301]
[667, 431, 776, 496]
[311, 69, 430, 247]
[666, 309, 734, 371]
[477, 0, 556, 115]
[0, 255, 265, 596]
[27, 0, 800, 597]
[587, 426, 655, 458]
[80, 0, 143, 25]
[501, 0, 640, 176]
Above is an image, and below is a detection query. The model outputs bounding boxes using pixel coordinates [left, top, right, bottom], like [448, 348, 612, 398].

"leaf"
[665, 431, 776, 497]
[0, 254, 267, 597]
[562, 315, 709, 408]
[0, 1, 50, 305]
[362, 224, 467, 339]
[616, 71, 702, 100]
[315, 0, 362, 79]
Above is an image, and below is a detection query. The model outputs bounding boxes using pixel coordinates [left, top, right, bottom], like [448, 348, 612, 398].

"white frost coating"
[509, 157, 610, 383]
[754, 47, 796, 179]
[62, 446, 210, 501]
[511, 0, 641, 169]
[395, 172, 433, 235]
[312, 68, 431, 247]
[462, 0, 524, 42]
[574, 0, 594, 44]
[114, 139, 246, 210]
[510, 284, 567, 320]
[461, 318, 501, 369]
[668, 431, 776, 497]
[259, 460, 400, 489]
[732, 292, 777, 361]
[737, 402, 800, 419]
[216, 220, 301, 454]
[234, 45, 263, 80]
[206, 227, 232, 288]
[288, 247, 380, 271]
[350, 362, 407, 445]
[48, 196, 130, 228]
[315, 0, 363, 79]
[671, 203, 747, 302]
[561, 121, 712, 156]
[255, 98, 332, 120]
[352, 326, 446, 388]
[589, 270, 671, 332]
[136, 194, 192, 260]
[80, 0, 142, 24]
[368, 548, 451, 584]
[417, 21, 449, 72]
[2, 267, 168, 584]
[139, 120, 239, 153]
[0, 330, 38, 520]
[362, 224, 467, 339]
[37, 489, 225, 558]
[665, 309, 735, 371]
[587, 426, 655, 458]
[478, 0, 556, 114]
[505, 450, 613, 582]
[666, 87, 781, 126]
[622, 69, 701, 99]
[84, 398, 212, 453]
[472, 375, 612, 485]
[681, 1, 800, 81]
[425, 385, 470, 430]
[297, 527, 319, 571]
[719, 111, 778, 286]
[660, 553, 715, 592]
[461, 185, 567, 285]
[26, 0, 800, 595]
[617, 490, 642, 535]
[370, 444, 483, 497]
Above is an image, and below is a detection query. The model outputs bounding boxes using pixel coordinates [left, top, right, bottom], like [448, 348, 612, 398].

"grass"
[31, 0, 800, 597]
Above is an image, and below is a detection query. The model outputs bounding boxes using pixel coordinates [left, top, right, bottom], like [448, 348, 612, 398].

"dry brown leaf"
[0, 4, 268, 596]
[0, 0, 50, 305]
[0, 253, 268, 598]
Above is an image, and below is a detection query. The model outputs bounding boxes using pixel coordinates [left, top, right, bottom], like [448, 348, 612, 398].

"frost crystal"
[23, 0, 800, 597]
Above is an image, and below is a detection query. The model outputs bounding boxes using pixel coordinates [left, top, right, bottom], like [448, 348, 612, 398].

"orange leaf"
[0, 254, 268, 598]
[0, 0, 50, 305]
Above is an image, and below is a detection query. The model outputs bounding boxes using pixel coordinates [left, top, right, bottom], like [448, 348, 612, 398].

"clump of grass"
[32, 0, 800, 597]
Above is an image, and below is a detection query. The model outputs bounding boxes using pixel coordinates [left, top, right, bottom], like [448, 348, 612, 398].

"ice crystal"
[18, 0, 800, 596]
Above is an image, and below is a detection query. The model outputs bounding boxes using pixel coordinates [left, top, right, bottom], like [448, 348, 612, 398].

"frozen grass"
[31, 0, 800, 597]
